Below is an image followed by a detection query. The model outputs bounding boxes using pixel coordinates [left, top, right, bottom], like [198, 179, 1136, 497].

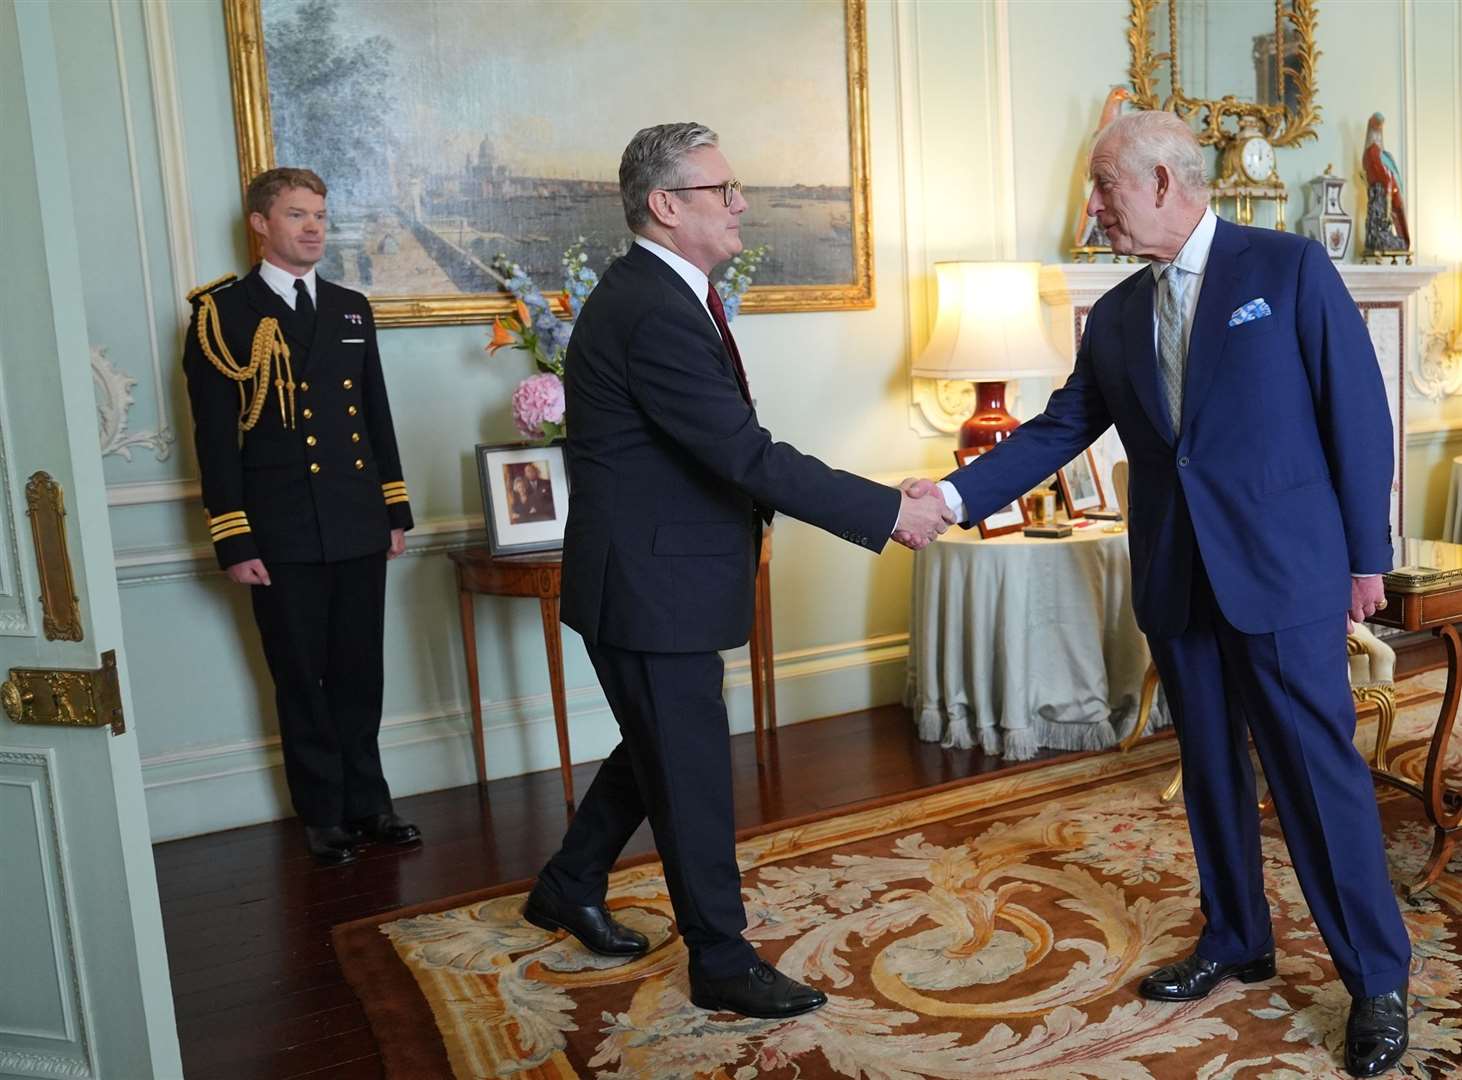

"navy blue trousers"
[1147, 558, 1411, 998]
[537, 642, 757, 980]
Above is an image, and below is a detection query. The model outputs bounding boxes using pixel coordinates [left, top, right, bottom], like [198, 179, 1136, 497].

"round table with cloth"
[1443, 454, 1462, 543]
[905, 524, 1167, 758]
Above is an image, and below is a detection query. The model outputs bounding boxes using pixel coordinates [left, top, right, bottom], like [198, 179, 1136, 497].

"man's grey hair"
[619, 122, 719, 232]
[1091, 110, 1208, 195]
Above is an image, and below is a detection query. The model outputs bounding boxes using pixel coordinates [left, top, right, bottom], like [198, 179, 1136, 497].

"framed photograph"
[475, 441, 570, 556]
[223, 0, 873, 326]
[952, 446, 987, 468]
[976, 498, 1030, 539]
[1056, 448, 1105, 518]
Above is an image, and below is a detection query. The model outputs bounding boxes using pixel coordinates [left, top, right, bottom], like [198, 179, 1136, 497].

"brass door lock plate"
[1, 650, 125, 736]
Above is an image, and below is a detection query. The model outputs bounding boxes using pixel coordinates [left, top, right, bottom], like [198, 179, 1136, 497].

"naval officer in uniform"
[182, 167, 420, 865]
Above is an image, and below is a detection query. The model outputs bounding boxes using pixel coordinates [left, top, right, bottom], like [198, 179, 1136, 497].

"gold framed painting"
[223, 0, 874, 328]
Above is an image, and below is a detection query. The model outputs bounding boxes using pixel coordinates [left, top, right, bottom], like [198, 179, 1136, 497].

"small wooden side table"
[1368, 546, 1462, 896]
[449, 531, 777, 815]
[448, 548, 572, 812]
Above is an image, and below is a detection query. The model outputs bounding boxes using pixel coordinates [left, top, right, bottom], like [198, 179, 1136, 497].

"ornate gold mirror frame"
[1127, 0, 1322, 148]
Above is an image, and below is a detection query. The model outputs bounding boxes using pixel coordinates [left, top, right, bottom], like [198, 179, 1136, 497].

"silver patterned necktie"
[1157, 266, 1187, 435]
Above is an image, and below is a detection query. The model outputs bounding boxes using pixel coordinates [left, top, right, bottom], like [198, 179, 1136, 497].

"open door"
[0, 2, 182, 1076]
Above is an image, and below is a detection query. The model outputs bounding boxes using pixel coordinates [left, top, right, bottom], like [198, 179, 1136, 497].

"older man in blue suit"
[924, 111, 1410, 1077]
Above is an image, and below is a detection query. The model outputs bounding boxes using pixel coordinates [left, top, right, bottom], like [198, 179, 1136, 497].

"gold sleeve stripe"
[381, 481, 408, 492]
[211, 524, 253, 542]
[207, 510, 249, 527]
[384, 494, 411, 506]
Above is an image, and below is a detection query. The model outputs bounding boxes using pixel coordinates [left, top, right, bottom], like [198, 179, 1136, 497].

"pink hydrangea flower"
[511, 372, 565, 438]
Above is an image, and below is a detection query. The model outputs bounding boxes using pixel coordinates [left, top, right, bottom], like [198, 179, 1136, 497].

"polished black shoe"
[690, 961, 828, 1019]
[304, 825, 358, 866]
[1138, 949, 1276, 1001]
[347, 812, 422, 846]
[1345, 987, 1408, 1077]
[522, 885, 649, 958]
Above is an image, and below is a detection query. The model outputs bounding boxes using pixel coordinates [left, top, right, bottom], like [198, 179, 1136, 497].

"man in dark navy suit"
[927, 112, 1410, 1077]
[182, 168, 420, 867]
[522, 123, 953, 1020]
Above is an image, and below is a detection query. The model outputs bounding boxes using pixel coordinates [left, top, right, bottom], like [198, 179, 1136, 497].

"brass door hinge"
[1, 650, 125, 736]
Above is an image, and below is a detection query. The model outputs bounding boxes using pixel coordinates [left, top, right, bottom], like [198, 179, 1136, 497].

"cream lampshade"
[911, 261, 1070, 449]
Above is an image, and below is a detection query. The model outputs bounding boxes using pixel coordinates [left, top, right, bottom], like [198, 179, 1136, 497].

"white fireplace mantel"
[1034, 261, 1442, 309]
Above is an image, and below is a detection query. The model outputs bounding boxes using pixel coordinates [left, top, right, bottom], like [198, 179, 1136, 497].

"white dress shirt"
[258, 258, 317, 309]
[635, 236, 714, 326]
[1149, 206, 1218, 357]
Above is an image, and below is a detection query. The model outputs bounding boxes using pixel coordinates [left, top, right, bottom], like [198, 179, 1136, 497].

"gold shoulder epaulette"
[186, 273, 238, 305]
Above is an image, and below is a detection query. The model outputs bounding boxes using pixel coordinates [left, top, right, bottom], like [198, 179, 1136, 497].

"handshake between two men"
[892, 476, 956, 551]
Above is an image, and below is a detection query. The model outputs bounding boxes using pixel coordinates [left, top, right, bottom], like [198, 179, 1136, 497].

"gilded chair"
[1109, 459, 1396, 802]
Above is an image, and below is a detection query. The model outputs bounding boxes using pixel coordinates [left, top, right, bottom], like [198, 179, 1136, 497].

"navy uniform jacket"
[560, 243, 900, 654]
[946, 219, 1393, 637]
[182, 267, 413, 569]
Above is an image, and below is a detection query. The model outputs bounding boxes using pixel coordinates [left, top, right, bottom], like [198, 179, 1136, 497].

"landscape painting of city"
[226, 0, 872, 325]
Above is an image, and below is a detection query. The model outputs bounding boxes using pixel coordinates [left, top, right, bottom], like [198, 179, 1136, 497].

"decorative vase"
[1299, 165, 1353, 260]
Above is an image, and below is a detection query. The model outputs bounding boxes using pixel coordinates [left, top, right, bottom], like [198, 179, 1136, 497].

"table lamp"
[911, 261, 1070, 450]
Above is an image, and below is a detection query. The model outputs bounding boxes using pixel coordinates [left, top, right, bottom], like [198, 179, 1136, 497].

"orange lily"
[555, 293, 573, 316]
[487, 317, 516, 354]
[515, 300, 530, 325]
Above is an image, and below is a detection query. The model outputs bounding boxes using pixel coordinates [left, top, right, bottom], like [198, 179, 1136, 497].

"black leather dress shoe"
[1138, 950, 1276, 1001]
[304, 825, 358, 866]
[347, 812, 422, 846]
[522, 885, 649, 957]
[690, 961, 828, 1019]
[1345, 987, 1408, 1077]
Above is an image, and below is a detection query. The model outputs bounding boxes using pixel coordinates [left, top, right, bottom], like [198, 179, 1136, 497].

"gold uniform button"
[354, 459, 364, 470]
[309, 463, 321, 475]
[300, 381, 310, 392]
[342, 378, 353, 389]
[351, 432, 361, 443]
[302, 407, 313, 420]
[305, 435, 317, 446]
[347, 405, 358, 416]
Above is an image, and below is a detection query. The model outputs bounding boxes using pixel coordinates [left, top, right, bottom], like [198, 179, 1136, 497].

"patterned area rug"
[335, 670, 1462, 1078]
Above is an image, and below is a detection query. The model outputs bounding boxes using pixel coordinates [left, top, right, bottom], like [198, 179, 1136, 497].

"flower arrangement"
[488, 240, 768, 440]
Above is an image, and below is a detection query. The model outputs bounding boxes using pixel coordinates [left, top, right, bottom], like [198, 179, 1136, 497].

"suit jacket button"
[343, 378, 353, 389]
[1178, 456, 1190, 467]
[309, 463, 321, 474]
[302, 407, 313, 419]
[305, 435, 317, 446]
[300, 381, 310, 392]
[347, 405, 358, 416]
[355, 459, 364, 470]
[351, 432, 360, 443]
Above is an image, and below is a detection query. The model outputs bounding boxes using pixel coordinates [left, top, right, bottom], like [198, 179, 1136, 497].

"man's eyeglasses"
[663, 179, 742, 208]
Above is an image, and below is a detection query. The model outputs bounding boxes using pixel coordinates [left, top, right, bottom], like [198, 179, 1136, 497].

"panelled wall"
[24, 0, 1461, 839]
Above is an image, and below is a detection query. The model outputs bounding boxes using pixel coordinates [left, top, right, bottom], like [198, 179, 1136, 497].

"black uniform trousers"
[537, 642, 758, 980]
[249, 552, 393, 827]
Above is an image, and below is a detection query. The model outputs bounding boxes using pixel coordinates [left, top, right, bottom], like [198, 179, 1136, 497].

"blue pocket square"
[1228, 298, 1272, 327]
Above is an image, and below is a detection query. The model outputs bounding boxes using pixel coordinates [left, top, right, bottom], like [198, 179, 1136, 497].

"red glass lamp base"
[956, 380, 1021, 450]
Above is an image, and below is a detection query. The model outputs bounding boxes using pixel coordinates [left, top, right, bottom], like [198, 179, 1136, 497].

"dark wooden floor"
[155, 703, 1067, 1079]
